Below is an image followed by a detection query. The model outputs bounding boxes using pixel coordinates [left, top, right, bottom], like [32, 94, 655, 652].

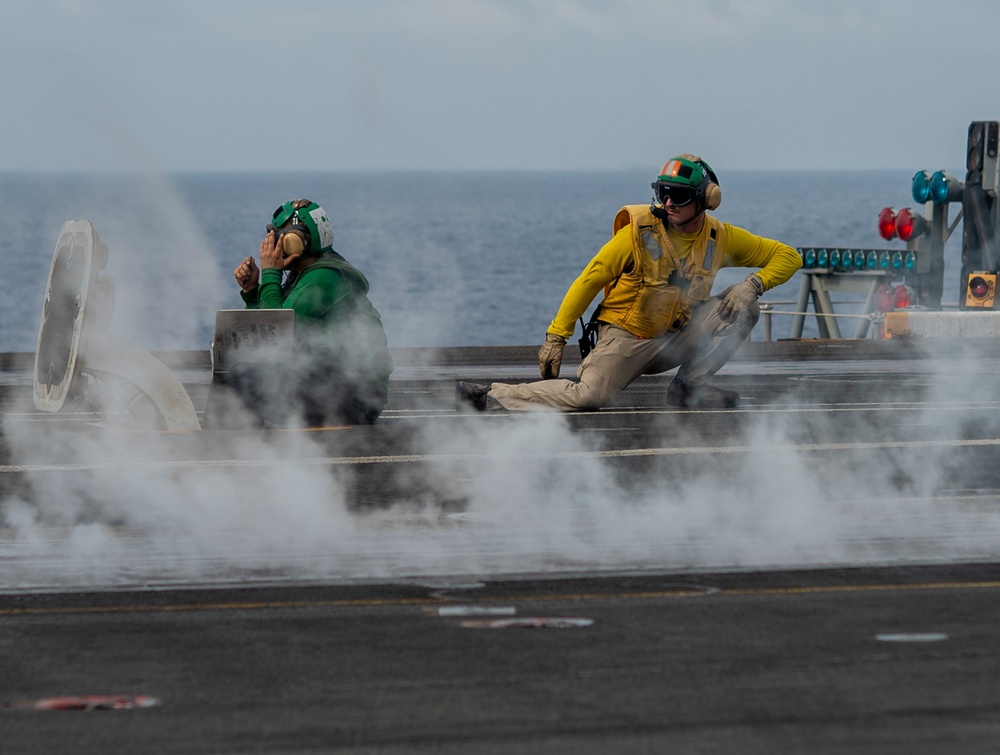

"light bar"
[796, 248, 917, 273]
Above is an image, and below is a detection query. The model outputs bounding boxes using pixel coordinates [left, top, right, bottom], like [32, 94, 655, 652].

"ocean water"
[0, 169, 963, 354]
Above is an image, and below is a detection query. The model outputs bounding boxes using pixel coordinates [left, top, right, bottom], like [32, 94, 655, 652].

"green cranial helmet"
[268, 199, 334, 255]
[651, 154, 722, 211]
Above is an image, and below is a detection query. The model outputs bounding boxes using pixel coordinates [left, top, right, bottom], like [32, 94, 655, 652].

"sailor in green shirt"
[229, 199, 392, 426]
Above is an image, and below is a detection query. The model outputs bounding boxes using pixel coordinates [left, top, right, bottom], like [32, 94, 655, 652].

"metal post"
[791, 275, 810, 338]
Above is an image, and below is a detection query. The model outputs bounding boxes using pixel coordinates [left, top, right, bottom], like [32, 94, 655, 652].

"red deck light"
[878, 207, 897, 240]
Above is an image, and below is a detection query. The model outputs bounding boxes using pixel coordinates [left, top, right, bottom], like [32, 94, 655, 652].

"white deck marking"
[2, 436, 998, 474]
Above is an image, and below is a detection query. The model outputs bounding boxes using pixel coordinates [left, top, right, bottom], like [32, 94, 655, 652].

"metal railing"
[756, 299, 961, 341]
[757, 299, 877, 342]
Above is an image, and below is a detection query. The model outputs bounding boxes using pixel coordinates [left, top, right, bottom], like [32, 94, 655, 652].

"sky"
[2, 0, 999, 173]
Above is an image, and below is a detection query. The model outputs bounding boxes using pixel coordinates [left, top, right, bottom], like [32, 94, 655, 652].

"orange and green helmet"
[651, 154, 720, 209]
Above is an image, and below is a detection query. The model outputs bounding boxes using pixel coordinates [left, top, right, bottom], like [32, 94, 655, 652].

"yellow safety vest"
[597, 205, 727, 338]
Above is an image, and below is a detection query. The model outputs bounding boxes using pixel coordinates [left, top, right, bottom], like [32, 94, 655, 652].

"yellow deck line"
[3, 579, 999, 618]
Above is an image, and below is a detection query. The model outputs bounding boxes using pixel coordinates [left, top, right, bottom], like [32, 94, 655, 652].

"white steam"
[4, 176, 1000, 592]
[5, 345, 1000, 594]
[95, 173, 229, 351]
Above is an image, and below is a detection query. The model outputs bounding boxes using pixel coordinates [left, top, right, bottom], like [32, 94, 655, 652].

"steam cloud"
[4, 340, 1000, 593]
[2, 175, 1000, 593]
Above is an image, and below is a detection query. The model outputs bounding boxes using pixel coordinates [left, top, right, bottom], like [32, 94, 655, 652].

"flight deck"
[3, 340, 1000, 752]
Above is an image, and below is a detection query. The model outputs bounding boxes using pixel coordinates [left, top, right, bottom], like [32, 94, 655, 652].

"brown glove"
[538, 333, 567, 379]
[719, 275, 763, 323]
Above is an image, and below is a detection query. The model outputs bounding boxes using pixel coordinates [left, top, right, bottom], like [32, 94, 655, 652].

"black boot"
[456, 382, 491, 411]
[665, 379, 740, 409]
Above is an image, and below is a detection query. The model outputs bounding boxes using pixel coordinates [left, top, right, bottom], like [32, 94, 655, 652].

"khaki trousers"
[490, 297, 759, 412]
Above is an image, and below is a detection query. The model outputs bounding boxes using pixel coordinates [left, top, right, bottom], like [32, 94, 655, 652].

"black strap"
[704, 227, 717, 269]
[579, 310, 600, 359]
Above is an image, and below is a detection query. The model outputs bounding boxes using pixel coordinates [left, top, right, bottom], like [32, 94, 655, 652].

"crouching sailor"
[457, 154, 801, 412]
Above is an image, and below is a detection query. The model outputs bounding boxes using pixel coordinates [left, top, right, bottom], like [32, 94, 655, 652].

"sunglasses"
[653, 183, 696, 207]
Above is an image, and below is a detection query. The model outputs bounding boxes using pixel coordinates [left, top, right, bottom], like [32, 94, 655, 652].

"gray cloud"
[2, 0, 997, 172]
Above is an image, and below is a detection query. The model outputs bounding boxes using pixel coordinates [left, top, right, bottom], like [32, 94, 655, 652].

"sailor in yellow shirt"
[457, 154, 802, 412]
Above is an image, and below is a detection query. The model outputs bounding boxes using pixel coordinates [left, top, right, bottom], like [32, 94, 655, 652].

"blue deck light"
[930, 170, 963, 204]
[912, 170, 932, 203]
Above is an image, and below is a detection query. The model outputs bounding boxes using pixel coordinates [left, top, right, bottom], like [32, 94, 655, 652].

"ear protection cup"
[280, 229, 307, 257]
[689, 155, 722, 210]
[266, 222, 311, 257]
[703, 180, 722, 211]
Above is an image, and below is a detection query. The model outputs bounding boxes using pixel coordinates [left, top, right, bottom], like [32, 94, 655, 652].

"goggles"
[653, 182, 697, 207]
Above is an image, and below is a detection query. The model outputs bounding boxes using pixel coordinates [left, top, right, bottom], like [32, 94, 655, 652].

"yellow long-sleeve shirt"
[547, 220, 801, 339]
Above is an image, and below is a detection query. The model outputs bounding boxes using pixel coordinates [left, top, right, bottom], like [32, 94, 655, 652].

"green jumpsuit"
[236, 251, 393, 425]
